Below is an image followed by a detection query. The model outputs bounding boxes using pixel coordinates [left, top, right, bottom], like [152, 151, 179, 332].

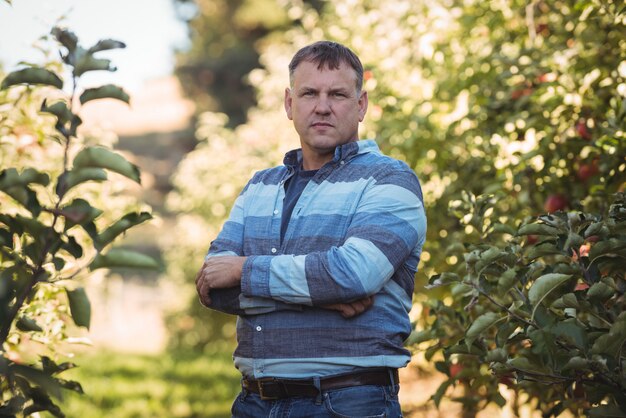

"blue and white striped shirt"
[206, 139, 427, 379]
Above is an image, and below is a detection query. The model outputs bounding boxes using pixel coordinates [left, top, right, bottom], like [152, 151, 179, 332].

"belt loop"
[388, 368, 398, 393]
[240, 378, 249, 400]
[313, 376, 322, 405]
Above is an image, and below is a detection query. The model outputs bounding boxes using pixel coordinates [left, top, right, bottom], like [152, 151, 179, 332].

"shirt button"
[256, 326, 262, 332]
[273, 209, 279, 215]
[271, 248, 277, 253]
[340, 160, 345, 165]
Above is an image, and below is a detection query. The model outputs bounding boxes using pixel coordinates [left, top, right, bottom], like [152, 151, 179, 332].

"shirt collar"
[283, 139, 380, 168]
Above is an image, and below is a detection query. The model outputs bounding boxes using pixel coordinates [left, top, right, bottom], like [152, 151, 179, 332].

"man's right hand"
[322, 296, 374, 318]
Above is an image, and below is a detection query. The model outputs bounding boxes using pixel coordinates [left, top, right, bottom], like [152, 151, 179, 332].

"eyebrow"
[296, 86, 353, 95]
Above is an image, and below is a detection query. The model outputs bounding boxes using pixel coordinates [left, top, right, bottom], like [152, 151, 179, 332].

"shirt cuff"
[241, 255, 273, 298]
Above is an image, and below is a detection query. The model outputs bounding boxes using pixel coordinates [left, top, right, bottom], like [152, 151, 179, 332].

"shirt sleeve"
[240, 166, 427, 306]
[203, 177, 303, 316]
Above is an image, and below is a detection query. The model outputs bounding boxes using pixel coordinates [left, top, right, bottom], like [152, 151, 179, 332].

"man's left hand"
[195, 256, 246, 306]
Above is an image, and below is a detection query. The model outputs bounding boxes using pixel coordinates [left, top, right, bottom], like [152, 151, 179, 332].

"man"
[195, 41, 427, 417]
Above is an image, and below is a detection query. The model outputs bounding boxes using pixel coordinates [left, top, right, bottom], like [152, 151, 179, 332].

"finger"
[198, 280, 212, 306]
[349, 301, 365, 315]
[195, 261, 208, 285]
[339, 304, 356, 318]
[199, 292, 212, 307]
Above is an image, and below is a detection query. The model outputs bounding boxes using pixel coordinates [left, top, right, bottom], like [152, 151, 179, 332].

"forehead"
[292, 60, 357, 88]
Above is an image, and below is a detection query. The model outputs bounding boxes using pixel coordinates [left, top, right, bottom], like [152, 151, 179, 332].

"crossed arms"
[195, 167, 426, 318]
[195, 255, 374, 318]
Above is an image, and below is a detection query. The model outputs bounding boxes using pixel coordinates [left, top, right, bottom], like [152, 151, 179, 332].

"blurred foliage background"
[1, 0, 625, 417]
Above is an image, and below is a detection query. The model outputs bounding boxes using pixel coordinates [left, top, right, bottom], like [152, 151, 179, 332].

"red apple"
[499, 376, 515, 388]
[573, 381, 585, 398]
[511, 88, 533, 100]
[577, 162, 599, 181]
[576, 121, 592, 140]
[544, 194, 568, 213]
[536, 23, 550, 36]
[449, 363, 464, 379]
[575, 282, 590, 291]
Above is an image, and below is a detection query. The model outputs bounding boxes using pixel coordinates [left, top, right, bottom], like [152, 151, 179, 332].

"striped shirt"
[206, 139, 427, 379]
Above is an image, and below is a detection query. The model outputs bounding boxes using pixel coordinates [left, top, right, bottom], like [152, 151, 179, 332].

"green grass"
[50, 349, 240, 418]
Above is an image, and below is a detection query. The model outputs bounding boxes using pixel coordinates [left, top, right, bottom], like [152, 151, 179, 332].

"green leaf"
[551, 293, 579, 309]
[588, 405, 626, 417]
[431, 380, 452, 407]
[425, 272, 460, 289]
[406, 329, 433, 345]
[492, 223, 516, 235]
[59, 199, 103, 228]
[0, 168, 48, 216]
[95, 212, 152, 250]
[41, 357, 76, 375]
[589, 239, 626, 263]
[73, 48, 116, 77]
[0, 227, 12, 248]
[562, 356, 589, 372]
[585, 221, 607, 238]
[1, 213, 47, 236]
[66, 287, 91, 329]
[62, 236, 83, 259]
[0, 395, 25, 415]
[485, 347, 507, 363]
[587, 282, 615, 301]
[10, 364, 63, 399]
[497, 268, 518, 292]
[52, 257, 65, 270]
[16, 315, 43, 332]
[528, 273, 571, 320]
[51, 27, 78, 53]
[90, 248, 160, 271]
[87, 39, 126, 53]
[506, 357, 550, 375]
[73, 147, 140, 183]
[466, 312, 504, 347]
[591, 312, 626, 357]
[80, 84, 130, 105]
[1, 67, 63, 89]
[41, 100, 73, 125]
[517, 223, 560, 236]
[549, 318, 587, 349]
[526, 243, 564, 260]
[564, 232, 584, 251]
[0, 168, 50, 191]
[58, 379, 83, 394]
[56, 168, 108, 195]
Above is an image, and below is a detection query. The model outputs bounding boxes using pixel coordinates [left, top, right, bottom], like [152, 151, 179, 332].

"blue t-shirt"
[281, 166, 318, 243]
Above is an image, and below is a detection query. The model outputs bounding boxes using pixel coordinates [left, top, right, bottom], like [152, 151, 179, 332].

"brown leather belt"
[242, 368, 399, 400]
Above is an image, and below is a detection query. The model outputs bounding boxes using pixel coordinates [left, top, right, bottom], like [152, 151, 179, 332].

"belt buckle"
[257, 378, 280, 401]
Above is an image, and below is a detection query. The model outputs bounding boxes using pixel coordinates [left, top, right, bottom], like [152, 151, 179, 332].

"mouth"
[311, 122, 333, 128]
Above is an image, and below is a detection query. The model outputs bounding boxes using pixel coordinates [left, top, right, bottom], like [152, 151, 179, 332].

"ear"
[284, 88, 293, 120]
[358, 90, 368, 122]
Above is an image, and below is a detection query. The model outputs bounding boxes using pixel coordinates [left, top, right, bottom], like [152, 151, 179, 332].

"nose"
[314, 95, 331, 114]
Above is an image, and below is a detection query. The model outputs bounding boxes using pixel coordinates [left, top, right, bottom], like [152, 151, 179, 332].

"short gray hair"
[288, 41, 364, 92]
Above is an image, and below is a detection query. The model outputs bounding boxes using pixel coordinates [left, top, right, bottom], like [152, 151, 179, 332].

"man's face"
[284, 60, 368, 169]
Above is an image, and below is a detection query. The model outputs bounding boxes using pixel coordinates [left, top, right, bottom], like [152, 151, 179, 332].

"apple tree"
[0, 27, 158, 416]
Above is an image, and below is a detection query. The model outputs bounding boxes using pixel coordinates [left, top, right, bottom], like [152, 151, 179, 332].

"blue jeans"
[231, 384, 403, 417]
